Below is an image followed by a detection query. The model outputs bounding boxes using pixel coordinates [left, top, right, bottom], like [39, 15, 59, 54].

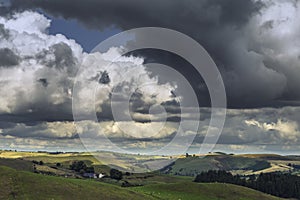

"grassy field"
[0, 166, 153, 200]
[0, 158, 34, 172]
[0, 151, 287, 200]
[0, 165, 283, 200]
[1, 150, 300, 176]
[130, 182, 282, 200]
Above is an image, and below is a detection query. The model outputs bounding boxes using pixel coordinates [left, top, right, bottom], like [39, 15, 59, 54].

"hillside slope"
[131, 182, 283, 200]
[163, 155, 273, 176]
[0, 166, 152, 200]
[0, 165, 283, 200]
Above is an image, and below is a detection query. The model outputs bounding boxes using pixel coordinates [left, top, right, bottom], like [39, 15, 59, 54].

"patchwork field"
[1, 150, 300, 176]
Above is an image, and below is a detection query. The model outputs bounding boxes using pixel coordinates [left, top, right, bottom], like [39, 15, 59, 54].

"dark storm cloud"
[9, 0, 300, 108]
[0, 104, 74, 123]
[0, 24, 9, 38]
[96, 90, 181, 123]
[1, 0, 300, 151]
[0, 121, 79, 139]
[10, 0, 262, 29]
[0, 48, 19, 66]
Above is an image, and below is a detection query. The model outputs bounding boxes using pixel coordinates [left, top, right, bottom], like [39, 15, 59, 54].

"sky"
[48, 16, 121, 52]
[0, 0, 300, 154]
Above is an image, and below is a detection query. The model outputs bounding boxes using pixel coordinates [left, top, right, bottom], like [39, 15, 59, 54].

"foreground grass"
[0, 165, 283, 200]
[0, 166, 152, 200]
[130, 182, 283, 200]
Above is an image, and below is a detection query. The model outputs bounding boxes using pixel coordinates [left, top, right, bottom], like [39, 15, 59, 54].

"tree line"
[194, 170, 300, 199]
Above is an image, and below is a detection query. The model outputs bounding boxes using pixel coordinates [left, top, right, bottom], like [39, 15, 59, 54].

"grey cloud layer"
[2, 106, 300, 151]
[0, 1, 300, 152]
[8, 0, 300, 108]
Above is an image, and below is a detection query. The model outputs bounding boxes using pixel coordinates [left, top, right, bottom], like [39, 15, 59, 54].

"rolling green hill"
[0, 165, 283, 200]
[0, 158, 34, 172]
[1, 151, 297, 176]
[0, 166, 152, 200]
[163, 155, 272, 176]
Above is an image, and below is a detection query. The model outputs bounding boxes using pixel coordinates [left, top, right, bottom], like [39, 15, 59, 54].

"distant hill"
[162, 154, 274, 176]
[1, 150, 299, 176]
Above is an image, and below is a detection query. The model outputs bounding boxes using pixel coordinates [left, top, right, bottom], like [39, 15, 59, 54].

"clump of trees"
[70, 161, 94, 174]
[110, 168, 123, 180]
[194, 170, 246, 186]
[288, 163, 300, 169]
[32, 160, 44, 165]
[194, 170, 300, 199]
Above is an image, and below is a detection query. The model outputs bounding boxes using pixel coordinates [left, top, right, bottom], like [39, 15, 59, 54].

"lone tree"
[110, 168, 123, 180]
